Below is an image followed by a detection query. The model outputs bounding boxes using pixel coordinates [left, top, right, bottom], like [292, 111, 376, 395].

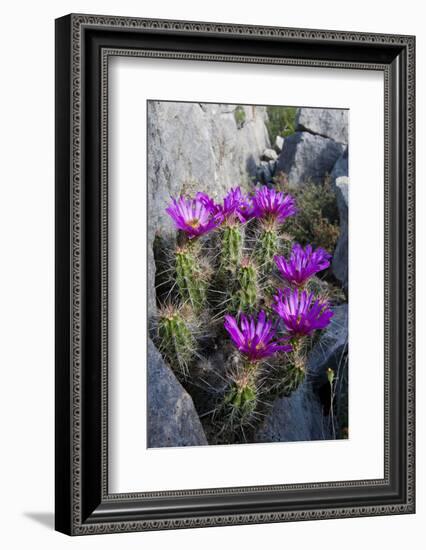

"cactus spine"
[256, 225, 279, 271]
[223, 365, 258, 427]
[220, 224, 243, 273]
[157, 304, 197, 377]
[285, 338, 307, 392]
[175, 243, 206, 311]
[232, 257, 258, 313]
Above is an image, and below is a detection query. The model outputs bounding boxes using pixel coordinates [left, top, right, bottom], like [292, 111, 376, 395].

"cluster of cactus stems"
[157, 185, 336, 437]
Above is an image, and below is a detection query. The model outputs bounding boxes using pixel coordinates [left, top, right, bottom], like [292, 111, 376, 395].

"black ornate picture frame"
[55, 13, 415, 535]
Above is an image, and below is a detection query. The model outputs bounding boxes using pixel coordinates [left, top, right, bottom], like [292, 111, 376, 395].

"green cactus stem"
[232, 257, 258, 313]
[306, 275, 323, 294]
[284, 362, 306, 393]
[284, 338, 307, 392]
[220, 224, 244, 273]
[267, 337, 308, 397]
[157, 304, 197, 377]
[175, 244, 207, 311]
[223, 368, 258, 426]
[256, 226, 279, 271]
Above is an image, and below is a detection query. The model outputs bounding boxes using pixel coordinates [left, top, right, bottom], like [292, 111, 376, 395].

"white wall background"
[0, 0, 423, 548]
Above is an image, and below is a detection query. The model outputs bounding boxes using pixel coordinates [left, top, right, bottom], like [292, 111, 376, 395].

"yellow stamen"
[187, 218, 200, 228]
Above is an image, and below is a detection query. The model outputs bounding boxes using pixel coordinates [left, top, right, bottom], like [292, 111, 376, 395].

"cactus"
[159, 186, 341, 443]
[266, 337, 309, 397]
[307, 275, 346, 305]
[283, 362, 306, 393]
[157, 304, 198, 377]
[231, 257, 258, 313]
[219, 224, 244, 273]
[256, 226, 279, 271]
[306, 275, 324, 294]
[283, 338, 308, 393]
[207, 225, 244, 318]
[222, 365, 258, 428]
[175, 243, 207, 311]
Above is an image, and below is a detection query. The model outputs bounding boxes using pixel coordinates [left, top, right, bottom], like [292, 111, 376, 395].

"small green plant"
[274, 173, 340, 253]
[327, 368, 337, 439]
[337, 356, 349, 439]
[234, 105, 246, 128]
[266, 106, 297, 141]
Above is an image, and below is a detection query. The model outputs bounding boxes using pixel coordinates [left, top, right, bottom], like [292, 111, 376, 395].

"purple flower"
[252, 186, 297, 223]
[274, 244, 331, 286]
[220, 187, 253, 223]
[165, 194, 223, 238]
[224, 310, 292, 362]
[272, 288, 333, 337]
[195, 192, 221, 215]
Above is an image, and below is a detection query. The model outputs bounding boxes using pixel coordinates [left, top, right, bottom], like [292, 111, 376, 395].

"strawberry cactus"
[158, 183, 336, 440]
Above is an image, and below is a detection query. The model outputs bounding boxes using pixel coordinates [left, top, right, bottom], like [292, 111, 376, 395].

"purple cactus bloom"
[224, 310, 292, 362]
[272, 288, 334, 337]
[220, 187, 253, 223]
[195, 192, 222, 215]
[237, 195, 255, 222]
[165, 195, 223, 238]
[252, 186, 297, 223]
[274, 244, 331, 286]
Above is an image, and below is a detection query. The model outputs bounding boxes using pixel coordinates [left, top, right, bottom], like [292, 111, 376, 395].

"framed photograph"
[55, 14, 415, 535]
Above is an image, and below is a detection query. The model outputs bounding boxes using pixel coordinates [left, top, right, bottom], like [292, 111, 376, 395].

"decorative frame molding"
[55, 14, 415, 535]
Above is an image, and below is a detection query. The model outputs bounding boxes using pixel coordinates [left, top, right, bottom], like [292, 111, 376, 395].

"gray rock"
[274, 135, 284, 153]
[147, 101, 270, 240]
[332, 177, 349, 290]
[307, 304, 348, 385]
[255, 383, 331, 443]
[262, 148, 278, 161]
[256, 160, 275, 184]
[276, 132, 345, 186]
[296, 108, 348, 144]
[307, 304, 348, 431]
[330, 147, 349, 183]
[147, 101, 270, 320]
[147, 245, 157, 318]
[147, 339, 208, 448]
